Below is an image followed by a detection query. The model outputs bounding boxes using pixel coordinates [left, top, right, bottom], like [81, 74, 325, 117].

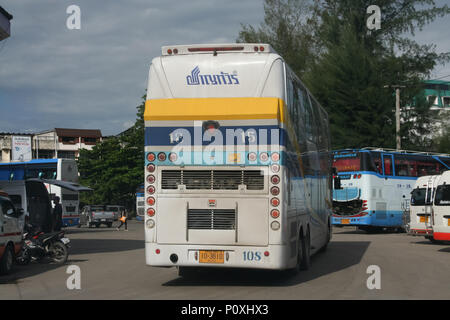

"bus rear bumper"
[145, 243, 293, 270]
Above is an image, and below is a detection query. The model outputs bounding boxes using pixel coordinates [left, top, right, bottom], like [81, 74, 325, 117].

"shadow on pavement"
[69, 239, 144, 255]
[162, 240, 370, 287]
[0, 258, 88, 285]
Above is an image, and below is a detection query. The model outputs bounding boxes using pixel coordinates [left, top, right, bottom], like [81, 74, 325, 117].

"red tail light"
[270, 186, 280, 196]
[271, 197, 280, 207]
[271, 152, 280, 162]
[270, 209, 280, 218]
[146, 197, 155, 206]
[271, 175, 280, 184]
[147, 164, 155, 173]
[147, 185, 155, 194]
[146, 175, 155, 184]
[147, 153, 155, 162]
[147, 208, 155, 217]
[158, 152, 166, 161]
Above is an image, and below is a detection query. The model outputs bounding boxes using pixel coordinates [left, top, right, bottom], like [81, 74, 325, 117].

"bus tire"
[299, 229, 311, 270]
[0, 244, 14, 275]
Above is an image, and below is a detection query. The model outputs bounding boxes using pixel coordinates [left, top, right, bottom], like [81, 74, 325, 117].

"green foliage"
[238, 0, 450, 150]
[77, 95, 145, 212]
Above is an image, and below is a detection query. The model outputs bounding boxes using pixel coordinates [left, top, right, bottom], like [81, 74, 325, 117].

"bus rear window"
[333, 154, 361, 172]
[411, 188, 426, 206]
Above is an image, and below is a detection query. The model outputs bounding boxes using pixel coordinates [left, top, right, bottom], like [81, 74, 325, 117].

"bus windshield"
[333, 153, 361, 172]
[434, 185, 450, 206]
[411, 188, 426, 206]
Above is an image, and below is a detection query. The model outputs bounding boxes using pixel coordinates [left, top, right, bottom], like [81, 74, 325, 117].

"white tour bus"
[432, 170, 450, 241]
[409, 175, 440, 240]
[144, 44, 332, 276]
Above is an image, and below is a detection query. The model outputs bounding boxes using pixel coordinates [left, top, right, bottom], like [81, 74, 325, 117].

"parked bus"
[332, 148, 450, 232]
[409, 175, 440, 241]
[0, 159, 81, 227]
[144, 43, 332, 275]
[136, 184, 145, 221]
[432, 170, 450, 241]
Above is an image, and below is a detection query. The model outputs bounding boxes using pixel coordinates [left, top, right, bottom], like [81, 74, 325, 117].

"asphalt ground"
[0, 220, 449, 300]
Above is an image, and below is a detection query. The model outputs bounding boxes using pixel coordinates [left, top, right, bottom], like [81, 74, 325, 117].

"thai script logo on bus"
[186, 66, 239, 86]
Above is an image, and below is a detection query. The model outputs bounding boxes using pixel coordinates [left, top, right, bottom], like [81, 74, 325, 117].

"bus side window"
[384, 158, 392, 176]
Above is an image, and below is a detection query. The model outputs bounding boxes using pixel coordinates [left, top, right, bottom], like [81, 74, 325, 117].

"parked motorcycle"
[16, 224, 70, 265]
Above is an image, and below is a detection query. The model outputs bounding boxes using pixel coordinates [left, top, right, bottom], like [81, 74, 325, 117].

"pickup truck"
[79, 205, 114, 228]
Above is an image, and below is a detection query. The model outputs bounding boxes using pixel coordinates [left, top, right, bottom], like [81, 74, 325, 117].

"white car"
[0, 190, 24, 274]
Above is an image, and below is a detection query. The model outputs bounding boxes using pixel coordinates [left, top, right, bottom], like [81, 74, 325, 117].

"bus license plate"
[448, 219, 450, 226]
[199, 250, 224, 264]
[341, 219, 350, 224]
[420, 216, 428, 223]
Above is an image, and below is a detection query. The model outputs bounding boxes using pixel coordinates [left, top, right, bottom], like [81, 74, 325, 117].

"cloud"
[0, 0, 263, 135]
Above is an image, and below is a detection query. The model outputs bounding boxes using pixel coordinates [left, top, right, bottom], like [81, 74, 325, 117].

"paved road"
[1, 220, 449, 300]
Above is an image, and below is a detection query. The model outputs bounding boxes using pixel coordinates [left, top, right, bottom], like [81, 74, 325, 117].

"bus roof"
[333, 147, 450, 158]
[0, 159, 58, 166]
[161, 43, 276, 56]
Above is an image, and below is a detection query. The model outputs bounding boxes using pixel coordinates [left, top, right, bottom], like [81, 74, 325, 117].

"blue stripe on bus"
[332, 210, 404, 227]
[145, 125, 285, 146]
[338, 170, 419, 180]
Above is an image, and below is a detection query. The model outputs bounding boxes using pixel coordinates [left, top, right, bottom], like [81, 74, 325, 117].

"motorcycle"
[16, 224, 70, 265]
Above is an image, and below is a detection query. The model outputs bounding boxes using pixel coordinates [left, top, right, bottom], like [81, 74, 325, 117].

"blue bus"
[332, 148, 450, 232]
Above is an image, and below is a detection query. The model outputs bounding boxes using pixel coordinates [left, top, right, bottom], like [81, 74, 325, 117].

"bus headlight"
[146, 219, 155, 229]
[271, 221, 280, 231]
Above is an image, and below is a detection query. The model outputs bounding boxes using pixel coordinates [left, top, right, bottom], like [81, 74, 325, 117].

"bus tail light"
[158, 152, 166, 161]
[270, 186, 280, 196]
[146, 197, 155, 206]
[169, 152, 178, 162]
[271, 164, 280, 173]
[248, 152, 257, 162]
[271, 175, 280, 185]
[270, 209, 280, 219]
[260, 152, 269, 162]
[146, 175, 155, 184]
[271, 152, 280, 162]
[147, 164, 155, 173]
[271, 221, 280, 230]
[146, 219, 155, 229]
[271, 197, 280, 207]
[147, 208, 155, 217]
[147, 185, 155, 194]
[147, 153, 156, 162]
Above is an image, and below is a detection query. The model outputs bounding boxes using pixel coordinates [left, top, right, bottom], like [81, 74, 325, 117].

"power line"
[430, 74, 450, 81]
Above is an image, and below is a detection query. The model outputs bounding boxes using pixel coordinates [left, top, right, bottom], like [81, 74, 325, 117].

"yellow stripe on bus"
[144, 97, 285, 122]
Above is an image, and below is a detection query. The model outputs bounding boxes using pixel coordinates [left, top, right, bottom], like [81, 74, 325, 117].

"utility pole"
[384, 85, 406, 150]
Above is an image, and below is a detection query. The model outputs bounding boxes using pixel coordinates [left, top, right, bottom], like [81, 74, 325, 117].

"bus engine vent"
[187, 209, 236, 230]
[161, 169, 264, 191]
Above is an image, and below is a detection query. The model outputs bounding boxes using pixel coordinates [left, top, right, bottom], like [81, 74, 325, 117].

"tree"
[238, 0, 450, 150]
[77, 95, 145, 212]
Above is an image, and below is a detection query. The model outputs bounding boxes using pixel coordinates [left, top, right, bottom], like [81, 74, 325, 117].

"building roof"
[0, 6, 12, 20]
[54, 128, 102, 138]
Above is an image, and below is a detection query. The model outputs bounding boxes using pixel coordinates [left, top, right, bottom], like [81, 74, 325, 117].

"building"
[423, 80, 450, 109]
[0, 6, 12, 41]
[0, 128, 103, 162]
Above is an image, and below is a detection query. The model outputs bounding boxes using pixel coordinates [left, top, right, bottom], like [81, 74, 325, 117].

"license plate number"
[420, 216, 428, 223]
[61, 238, 70, 245]
[341, 219, 350, 224]
[199, 250, 224, 264]
[448, 219, 450, 227]
[101, 219, 106, 222]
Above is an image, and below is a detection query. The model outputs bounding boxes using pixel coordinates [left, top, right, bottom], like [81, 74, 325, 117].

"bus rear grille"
[188, 209, 236, 230]
[161, 170, 264, 190]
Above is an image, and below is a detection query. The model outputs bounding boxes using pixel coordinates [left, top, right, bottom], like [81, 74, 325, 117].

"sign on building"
[12, 136, 32, 161]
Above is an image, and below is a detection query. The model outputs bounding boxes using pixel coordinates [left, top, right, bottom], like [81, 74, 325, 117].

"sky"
[0, 0, 449, 136]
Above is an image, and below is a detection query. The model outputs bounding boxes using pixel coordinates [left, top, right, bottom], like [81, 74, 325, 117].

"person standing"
[53, 196, 63, 231]
[116, 209, 128, 231]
